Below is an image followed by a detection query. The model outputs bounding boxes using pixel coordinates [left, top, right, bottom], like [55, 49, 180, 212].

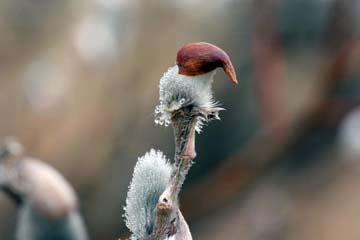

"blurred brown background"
[0, 0, 360, 239]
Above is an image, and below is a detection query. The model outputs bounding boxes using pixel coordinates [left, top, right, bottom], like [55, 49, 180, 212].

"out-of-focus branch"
[253, 0, 287, 127]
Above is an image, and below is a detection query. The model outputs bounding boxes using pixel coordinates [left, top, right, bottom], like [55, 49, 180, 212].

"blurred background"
[0, 0, 360, 239]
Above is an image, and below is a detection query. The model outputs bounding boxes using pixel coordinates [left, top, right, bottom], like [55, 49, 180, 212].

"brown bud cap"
[176, 42, 238, 84]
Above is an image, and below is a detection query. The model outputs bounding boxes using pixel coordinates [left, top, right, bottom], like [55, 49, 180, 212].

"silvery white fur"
[155, 65, 222, 132]
[124, 149, 172, 240]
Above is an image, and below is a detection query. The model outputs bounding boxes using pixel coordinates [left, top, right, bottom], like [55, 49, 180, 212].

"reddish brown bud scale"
[176, 42, 238, 84]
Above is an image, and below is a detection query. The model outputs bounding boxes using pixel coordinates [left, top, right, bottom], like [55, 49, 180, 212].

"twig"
[150, 107, 199, 239]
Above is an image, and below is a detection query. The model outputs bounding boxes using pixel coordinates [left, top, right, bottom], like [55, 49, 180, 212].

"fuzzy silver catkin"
[124, 149, 172, 240]
[155, 65, 219, 131]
